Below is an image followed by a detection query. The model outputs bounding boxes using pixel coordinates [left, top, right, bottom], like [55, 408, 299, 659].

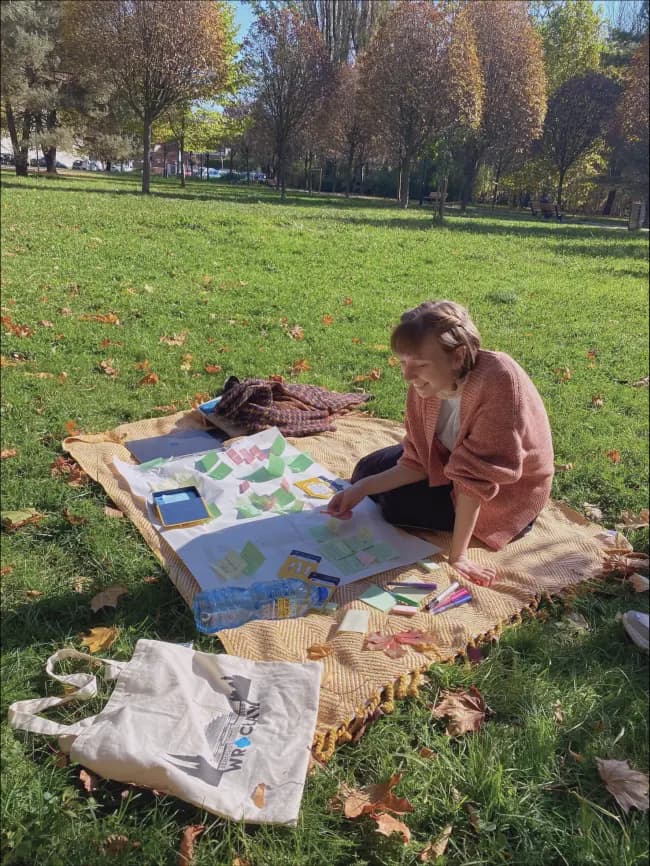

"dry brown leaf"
[290, 358, 310, 375]
[288, 324, 304, 340]
[628, 573, 650, 592]
[135, 359, 150, 371]
[322, 314, 334, 326]
[388, 356, 399, 367]
[373, 812, 411, 843]
[232, 858, 252, 866]
[62, 507, 87, 526]
[72, 575, 92, 593]
[419, 747, 436, 759]
[420, 824, 453, 861]
[65, 420, 81, 436]
[52, 750, 69, 768]
[602, 551, 649, 577]
[606, 450, 622, 464]
[616, 509, 650, 530]
[103, 506, 123, 519]
[143, 575, 160, 584]
[50, 455, 88, 487]
[2, 508, 44, 531]
[204, 363, 222, 374]
[25, 589, 44, 598]
[554, 366, 572, 381]
[177, 824, 206, 866]
[251, 783, 266, 809]
[1, 316, 34, 337]
[1, 565, 13, 576]
[631, 376, 649, 388]
[587, 349, 598, 361]
[568, 745, 585, 763]
[342, 296, 353, 306]
[90, 585, 128, 613]
[101, 834, 140, 854]
[591, 394, 604, 408]
[307, 643, 333, 660]
[337, 772, 414, 818]
[80, 768, 99, 792]
[0, 448, 18, 459]
[351, 336, 363, 344]
[554, 462, 573, 472]
[98, 359, 119, 377]
[583, 502, 603, 521]
[180, 353, 193, 371]
[139, 372, 159, 386]
[39, 320, 54, 328]
[553, 700, 565, 724]
[23, 371, 55, 379]
[159, 332, 187, 346]
[99, 338, 123, 349]
[596, 758, 649, 813]
[79, 312, 120, 325]
[80, 626, 119, 654]
[431, 686, 491, 737]
[464, 803, 481, 833]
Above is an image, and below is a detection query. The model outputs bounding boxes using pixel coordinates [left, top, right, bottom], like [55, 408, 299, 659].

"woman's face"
[398, 337, 464, 398]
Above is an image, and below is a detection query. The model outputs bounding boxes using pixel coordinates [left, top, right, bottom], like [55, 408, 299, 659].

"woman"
[327, 300, 555, 585]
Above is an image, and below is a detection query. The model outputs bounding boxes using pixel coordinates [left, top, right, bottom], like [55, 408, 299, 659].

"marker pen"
[430, 595, 472, 616]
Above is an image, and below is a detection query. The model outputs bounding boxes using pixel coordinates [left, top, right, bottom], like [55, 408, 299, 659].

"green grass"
[1, 171, 648, 866]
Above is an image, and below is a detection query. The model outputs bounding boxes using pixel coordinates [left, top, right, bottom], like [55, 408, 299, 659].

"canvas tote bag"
[8, 639, 322, 825]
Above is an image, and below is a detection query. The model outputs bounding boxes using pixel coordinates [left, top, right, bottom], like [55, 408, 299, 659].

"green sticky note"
[241, 541, 265, 575]
[267, 454, 286, 478]
[392, 588, 431, 606]
[319, 538, 353, 561]
[284, 500, 304, 513]
[195, 452, 219, 473]
[273, 488, 295, 508]
[270, 435, 286, 456]
[237, 502, 262, 519]
[345, 533, 375, 553]
[244, 467, 273, 483]
[309, 524, 332, 542]
[360, 585, 398, 612]
[137, 457, 167, 471]
[336, 553, 363, 576]
[208, 461, 232, 480]
[370, 542, 400, 562]
[289, 453, 313, 473]
[206, 502, 221, 519]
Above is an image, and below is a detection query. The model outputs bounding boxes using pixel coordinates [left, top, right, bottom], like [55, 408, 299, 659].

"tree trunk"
[345, 147, 354, 198]
[179, 137, 186, 187]
[602, 188, 616, 215]
[331, 159, 337, 194]
[105, 159, 112, 173]
[460, 149, 478, 212]
[44, 145, 57, 175]
[5, 101, 29, 177]
[142, 115, 152, 194]
[399, 154, 411, 209]
[436, 174, 448, 222]
[303, 153, 309, 190]
[491, 163, 502, 210]
[556, 168, 566, 211]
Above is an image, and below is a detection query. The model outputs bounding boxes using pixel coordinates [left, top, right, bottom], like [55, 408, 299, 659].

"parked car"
[72, 159, 87, 169]
[252, 172, 267, 183]
[0, 153, 15, 165]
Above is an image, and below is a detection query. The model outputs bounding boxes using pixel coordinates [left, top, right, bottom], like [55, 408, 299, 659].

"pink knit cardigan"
[398, 350, 554, 550]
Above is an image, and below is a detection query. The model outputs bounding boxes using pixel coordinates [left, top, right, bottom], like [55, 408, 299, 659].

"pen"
[387, 582, 438, 590]
[429, 595, 472, 616]
[426, 580, 460, 610]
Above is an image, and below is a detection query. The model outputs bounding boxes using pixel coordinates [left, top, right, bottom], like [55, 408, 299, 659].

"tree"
[326, 63, 372, 196]
[246, 7, 330, 200]
[68, 0, 231, 194]
[296, 0, 387, 65]
[542, 71, 621, 208]
[456, 1, 547, 211]
[536, 0, 605, 94]
[617, 37, 649, 209]
[360, 1, 481, 209]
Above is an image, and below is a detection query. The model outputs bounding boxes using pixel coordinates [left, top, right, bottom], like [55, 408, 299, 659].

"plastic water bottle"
[194, 579, 331, 634]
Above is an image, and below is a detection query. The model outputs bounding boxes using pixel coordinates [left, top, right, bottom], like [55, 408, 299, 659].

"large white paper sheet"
[114, 428, 440, 592]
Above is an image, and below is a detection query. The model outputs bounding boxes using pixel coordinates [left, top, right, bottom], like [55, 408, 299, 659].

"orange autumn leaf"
[139, 372, 159, 386]
[62, 507, 87, 526]
[388, 356, 400, 367]
[351, 337, 363, 344]
[606, 450, 622, 464]
[307, 643, 333, 660]
[99, 338, 124, 349]
[322, 314, 334, 326]
[420, 824, 453, 861]
[24, 589, 44, 598]
[336, 773, 414, 819]
[0, 448, 18, 459]
[79, 312, 120, 325]
[80, 626, 119, 654]
[591, 394, 604, 408]
[342, 296, 353, 306]
[251, 783, 266, 809]
[1, 508, 44, 531]
[368, 368, 381, 380]
[430, 685, 492, 736]
[178, 824, 206, 866]
[180, 354, 193, 371]
[290, 359, 310, 375]
[419, 747, 436, 759]
[152, 403, 178, 413]
[90, 584, 128, 613]
[50, 455, 88, 487]
[374, 812, 411, 843]
[101, 835, 140, 854]
[1, 565, 14, 576]
[204, 363, 222, 374]
[65, 420, 81, 436]
[98, 359, 119, 377]
[39, 320, 54, 328]
[554, 366, 572, 381]
[134, 359, 151, 371]
[596, 758, 649, 813]
[159, 332, 187, 346]
[1, 315, 34, 337]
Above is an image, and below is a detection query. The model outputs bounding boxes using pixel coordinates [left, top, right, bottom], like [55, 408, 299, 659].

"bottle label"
[276, 597, 291, 618]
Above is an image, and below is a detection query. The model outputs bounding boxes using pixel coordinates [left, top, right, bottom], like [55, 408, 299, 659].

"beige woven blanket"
[64, 410, 608, 760]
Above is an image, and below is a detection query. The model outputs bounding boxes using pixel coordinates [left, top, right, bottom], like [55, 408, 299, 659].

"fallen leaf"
[602, 551, 649, 577]
[39, 320, 53, 328]
[616, 509, 649, 530]
[554, 462, 573, 472]
[464, 802, 481, 832]
[288, 324, 304, 340]
[62, 507, 87, 526]
[307, 643, 333, 660]
[628, 573, 650, 592]
[251, 783, 266, 809]
[596, 758, 649, 813]
[0, 448, 18, 459]
[134, 359, 150, 371]
[606, 450, 622, 464]
[420, 824, 453, 861]
[204, 363, 222, 374]
[72, 575, 92, 593]
[373, 812, 411, 843]
[24, 589, 44, 598]
[631, 376, 648, 388]
[52, 750, 69, 768]
[1, 315, 34, 337]
[583, 502, 603, 522]
[143, 575, 160, 584]
[553, 700, 565, 724]
[50, 455, 88, 487]
[431, 686, 491, 736]
[554, 366, 572, 381]
[322, 314, 334, 326]
[80, 768, 99, 792]
[388, 356, 399, 367]
[139, 372, 159, 386]
[419, 747, 436, 759]
[22, 371, 54, 379]
[98, 359, 119, 377]
[563, 611, 590, 631]
[290, 359, 310, 375]
[342, 296, 353, 305]
[177, 824, 206, 866]
[89, 584, 128, 613]
[159, 332, 187, 346]
[1, 508, 44, 531]
[587, 349, 598, 361]
[59, 307, 73, 316]
[351, 336, 363, 344]
[101, 835, 140, 854]
[80, 626, 119, 654]
[591, 394, 604, 408]
[103, 506, 123, 519]
[232, 858, 251, 866]
[568, 745, 585, 763]
[365, 630, 438, 658]
[1, 565, 13, 576]
[65, 420, 81, 437]
[99, 338, 124, 349]
[180, 354, 193, 371]
[79, 312, 120, 325]
[336, 773, 414, 819]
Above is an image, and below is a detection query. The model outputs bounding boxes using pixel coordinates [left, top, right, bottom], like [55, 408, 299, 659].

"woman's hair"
[390, 300, 481, 379]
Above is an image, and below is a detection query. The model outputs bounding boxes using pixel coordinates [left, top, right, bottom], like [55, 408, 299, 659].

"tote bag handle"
[8, 647, 125, 739]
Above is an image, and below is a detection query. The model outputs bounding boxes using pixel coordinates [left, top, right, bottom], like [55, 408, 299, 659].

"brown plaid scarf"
[214, 378, 371, 437]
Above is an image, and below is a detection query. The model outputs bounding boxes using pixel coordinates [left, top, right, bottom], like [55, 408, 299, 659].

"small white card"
[338, 608, 370, 634]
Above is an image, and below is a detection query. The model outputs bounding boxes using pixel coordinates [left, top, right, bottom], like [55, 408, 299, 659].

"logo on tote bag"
[165, 674, 261, 788]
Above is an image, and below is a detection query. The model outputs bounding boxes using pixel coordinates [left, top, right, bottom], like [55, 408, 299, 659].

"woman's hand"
[448, 555, 497, 586]
[325, 482, 368, 520]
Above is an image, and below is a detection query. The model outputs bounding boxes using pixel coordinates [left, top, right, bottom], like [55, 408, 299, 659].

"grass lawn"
[1, 171, 648, 866]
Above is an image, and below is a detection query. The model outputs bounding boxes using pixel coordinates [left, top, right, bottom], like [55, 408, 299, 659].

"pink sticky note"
[239, 480, 251, 494]
[239, 448, 255, 464]
[252, 446, 266, 460]
[356, 550, 376, 566]
[227, 448, 243, 465]
[391, 604, 418, 616]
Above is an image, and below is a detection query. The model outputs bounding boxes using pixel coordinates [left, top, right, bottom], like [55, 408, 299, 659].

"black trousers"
[351, 444, 456, 532]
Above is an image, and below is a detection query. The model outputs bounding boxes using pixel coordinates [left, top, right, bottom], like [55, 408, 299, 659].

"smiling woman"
[326, 300, 555, 586]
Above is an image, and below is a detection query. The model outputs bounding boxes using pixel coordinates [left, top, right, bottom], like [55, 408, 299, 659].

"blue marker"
[429, 594, 472, 616]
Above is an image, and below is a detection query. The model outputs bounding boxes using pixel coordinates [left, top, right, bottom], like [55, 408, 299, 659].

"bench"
[530, 200, 563, 221]
[422, 191, 448, 207]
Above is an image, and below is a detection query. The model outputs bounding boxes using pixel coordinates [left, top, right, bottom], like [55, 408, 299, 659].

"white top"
[435, 394, 462, 452]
